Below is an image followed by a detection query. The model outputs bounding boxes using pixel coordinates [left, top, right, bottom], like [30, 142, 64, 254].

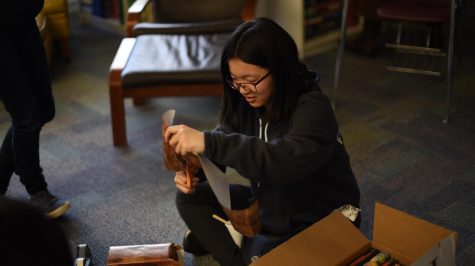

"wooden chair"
[109, 0, 257, 146]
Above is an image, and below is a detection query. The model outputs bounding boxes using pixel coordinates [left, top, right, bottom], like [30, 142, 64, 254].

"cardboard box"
[252, 202, 457, 266]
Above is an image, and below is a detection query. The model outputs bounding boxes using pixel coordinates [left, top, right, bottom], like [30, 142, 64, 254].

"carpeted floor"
[1, 6, 474, 266]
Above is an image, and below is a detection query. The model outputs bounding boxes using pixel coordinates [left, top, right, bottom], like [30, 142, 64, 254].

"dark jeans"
[176, 183, 284, 266]
[0, 18, 55, 195]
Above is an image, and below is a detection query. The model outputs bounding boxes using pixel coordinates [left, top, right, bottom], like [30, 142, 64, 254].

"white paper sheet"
[198, 155, 231, 209]
[162, 109, 175, 126]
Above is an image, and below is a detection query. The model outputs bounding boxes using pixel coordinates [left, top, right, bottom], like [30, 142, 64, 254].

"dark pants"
[0, 18, 55, 195]
[176, 183, 284, 266]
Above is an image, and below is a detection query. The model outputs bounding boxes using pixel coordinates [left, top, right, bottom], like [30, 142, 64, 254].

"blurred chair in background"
[42, 0, 71, 60]
[377, 0, 458, 123]
[109, 0, 257, 146]
[334, 0, 458, 123]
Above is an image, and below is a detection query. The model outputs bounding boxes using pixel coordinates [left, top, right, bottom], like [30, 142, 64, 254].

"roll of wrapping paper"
[107, 243, 183, 265]
[162, 109, 200, 190]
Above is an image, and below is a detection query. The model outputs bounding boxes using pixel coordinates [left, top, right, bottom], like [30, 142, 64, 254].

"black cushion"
[121, 32, 231, 88]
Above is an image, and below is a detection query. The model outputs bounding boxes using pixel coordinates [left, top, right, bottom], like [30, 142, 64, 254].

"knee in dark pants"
[8, 102, 54, 132]
[39, 102, 55, 124]
[175, 189, 207, 218]
[175, 189, 200, 205]
[175, 183, 221, 210]
[41, 110, 55, 124]
[11, 116, 44, 133]
[175, 191, 190, 213]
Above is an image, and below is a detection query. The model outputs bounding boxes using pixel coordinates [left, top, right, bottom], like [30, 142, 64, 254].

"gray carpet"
[1, 6, 475, 266]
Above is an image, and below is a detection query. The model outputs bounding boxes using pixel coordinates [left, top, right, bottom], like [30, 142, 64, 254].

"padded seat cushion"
[122, 33, 230, 88]
[377, 0, 450, 22]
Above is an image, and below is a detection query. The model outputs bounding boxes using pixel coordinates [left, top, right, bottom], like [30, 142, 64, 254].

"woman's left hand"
[164, 124, 205, 155]
[174, 171, 199, 194]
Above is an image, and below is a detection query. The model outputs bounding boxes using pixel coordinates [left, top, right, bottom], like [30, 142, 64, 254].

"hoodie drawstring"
[258, 118, 269, 142]
[257, 118, 269, 190]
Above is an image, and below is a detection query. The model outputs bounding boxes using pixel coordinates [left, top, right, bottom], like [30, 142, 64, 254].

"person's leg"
[240, 234, 278, 264]
[0, 19, 68, 218]
[0, 19, 51, 194]
[176, 183, 253, 266]
[13, 128, 47, 194]
[24, 18, 55, 126]
[0, 128, 15, 194]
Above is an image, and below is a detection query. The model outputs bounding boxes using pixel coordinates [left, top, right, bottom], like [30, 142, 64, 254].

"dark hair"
[219, 17, 310, 130]
[0, 198, 73, 266]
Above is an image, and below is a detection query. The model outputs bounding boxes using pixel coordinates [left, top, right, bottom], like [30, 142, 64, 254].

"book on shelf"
[91, 0, 104, 17]
[305, 0, 342, 19]
[81, 0, 153, 26]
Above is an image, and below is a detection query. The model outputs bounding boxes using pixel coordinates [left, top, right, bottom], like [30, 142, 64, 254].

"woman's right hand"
[174, 171, 199, 194]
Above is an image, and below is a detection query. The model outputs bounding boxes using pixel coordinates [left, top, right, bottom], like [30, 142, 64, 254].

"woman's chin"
[247, 101, 262, 108]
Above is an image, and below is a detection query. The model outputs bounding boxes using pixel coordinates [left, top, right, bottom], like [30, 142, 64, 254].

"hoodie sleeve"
[204, 91, 338, 185]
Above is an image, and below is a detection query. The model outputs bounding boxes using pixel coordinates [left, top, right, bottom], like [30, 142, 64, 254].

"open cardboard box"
[252, 202, 457, 266]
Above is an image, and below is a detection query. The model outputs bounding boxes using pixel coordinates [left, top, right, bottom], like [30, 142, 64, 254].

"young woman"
[164, 17, 360, 266]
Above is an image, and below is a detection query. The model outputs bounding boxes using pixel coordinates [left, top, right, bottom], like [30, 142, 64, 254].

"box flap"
[411, 233, 457, 266]
[252, 211, 370, 266]
[373, 202, 456, 263]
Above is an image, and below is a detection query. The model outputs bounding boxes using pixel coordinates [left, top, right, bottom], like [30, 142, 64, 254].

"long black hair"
[219, 17, 311, 130]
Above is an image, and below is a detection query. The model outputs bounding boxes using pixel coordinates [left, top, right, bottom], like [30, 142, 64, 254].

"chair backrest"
[154, 0, 246, 23]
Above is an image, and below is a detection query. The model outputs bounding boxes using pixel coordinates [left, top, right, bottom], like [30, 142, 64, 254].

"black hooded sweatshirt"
[204, 71, 360, 237]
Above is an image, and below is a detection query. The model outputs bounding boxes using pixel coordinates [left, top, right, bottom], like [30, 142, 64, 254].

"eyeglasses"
[226, 72, 271, 93]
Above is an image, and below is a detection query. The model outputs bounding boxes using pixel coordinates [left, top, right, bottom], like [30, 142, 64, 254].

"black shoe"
[30, 190, 70, 219]
[183, 231, 209, 256]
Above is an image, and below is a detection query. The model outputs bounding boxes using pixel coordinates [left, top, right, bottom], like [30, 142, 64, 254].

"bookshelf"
[256, 0, 362, 58]
[78, 0, 360, 52]
[78, 0, 154, 35]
